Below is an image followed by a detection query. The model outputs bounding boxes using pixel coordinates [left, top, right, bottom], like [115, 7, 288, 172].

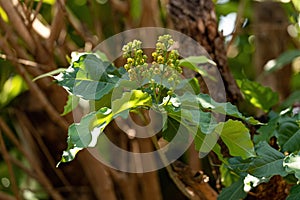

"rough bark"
[168, 0, 242, 104]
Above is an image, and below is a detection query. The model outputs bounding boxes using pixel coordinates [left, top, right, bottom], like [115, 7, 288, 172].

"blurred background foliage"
[0, 0, 299, 199]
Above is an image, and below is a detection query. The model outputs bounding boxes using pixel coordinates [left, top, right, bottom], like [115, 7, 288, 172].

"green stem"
[152, 82, 159, 104]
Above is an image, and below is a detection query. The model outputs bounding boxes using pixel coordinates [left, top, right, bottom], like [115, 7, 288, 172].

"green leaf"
[292, 0, 300, 12]
[280, 90, 300, 109]
[283, 153, 300, 181]
[237, 79, 279, 112]
[195, 120, 255, 160]
[254, 115, 279, 144]
[195, 130, 220, 158]
[220, 120, 256, 159]
[91, 90, 152, 130]
[179, 92, 261, 125]
[55, 53, 122, 100]
[58, 90, 152, 165]
[217, 177, 247, 200]
[165, 103, 218, 135]
[264, 50, 300, 73]
[162, 116, 190, 145]
[278, 124, 300, 153]
[61, 95, 80, 116]
[220, 162, 240, 187]
[175, 77, 201, 95]
[227, 157, 252, 176]
[248, 142, 288, 178]
[179, 56, 216, 80]
[57, 111, 102, 166]
[0, 75, 27, 108]
[287, 184, 300, 200]
[277, 116, 300, 152]
[163, 117, 180, 141]
[68, 112, 97, 148]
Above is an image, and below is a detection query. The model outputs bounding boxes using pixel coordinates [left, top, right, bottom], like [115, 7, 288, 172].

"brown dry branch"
[15, 110, 72, 190]
[0, 191, 16, 200]
[0, 118, 65, 200]
[0, 0, 36, 53]
[0, 130, 21, 200]
[48, 0, 67, 52]
[110, 0, 129, 14]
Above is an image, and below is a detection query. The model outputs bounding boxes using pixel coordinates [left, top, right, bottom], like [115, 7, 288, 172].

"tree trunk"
[168, 0, 242, 104]
[253, 1, 292, 101]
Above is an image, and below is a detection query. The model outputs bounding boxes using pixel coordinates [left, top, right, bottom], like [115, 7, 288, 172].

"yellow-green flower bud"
[124, 64, 129, 70]
[127, 58, 134, 64]
[157, 55, 164, 64]
[167, 90, 173, 96]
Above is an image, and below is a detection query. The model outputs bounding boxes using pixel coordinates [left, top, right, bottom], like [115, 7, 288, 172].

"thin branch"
[0, 16, 31, 61]
[110, 0, 129, 14]
[0, 118, 65, 200]
[15, 110, 72, 190]
[0, 131, 21, 200]
[17, 65, 69, 130]
[30, 0, 43, 25]
[0, 0, 36, 53]
[9, 156, 39, 180]
[48, 0, 66, 51]
[226, 0, 247, 52]
[0, 191, 16, 200]
[65, 7, 98, 46]
[0, 53, 49, 69]
[0, 35, 68, 129]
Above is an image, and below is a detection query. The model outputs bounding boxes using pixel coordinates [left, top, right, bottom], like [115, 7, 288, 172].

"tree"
[0, 0, 299, 200]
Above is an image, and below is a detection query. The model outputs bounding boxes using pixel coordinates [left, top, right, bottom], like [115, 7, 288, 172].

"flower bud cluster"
[122, 35, 183, 101]
[122, 40, 148, 81]
[151, 35, 182, 95]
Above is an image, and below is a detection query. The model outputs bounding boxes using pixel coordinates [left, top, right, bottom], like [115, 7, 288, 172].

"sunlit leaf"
[0, 6, 8, 22]
[0, 75, 27, 108]
[237, 79, 279, 112]
[58, 90, 152, 165]
[220, 120, 256, 159]
[292, 0, 300, 12]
